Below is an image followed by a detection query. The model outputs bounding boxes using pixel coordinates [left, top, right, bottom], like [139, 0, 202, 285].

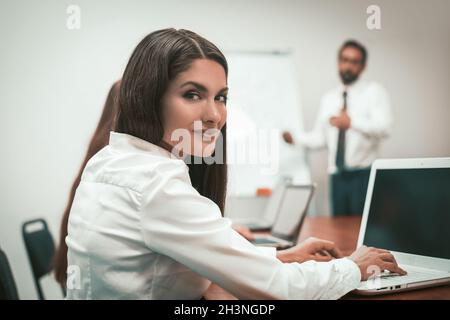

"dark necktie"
[335, 91, 347, 171]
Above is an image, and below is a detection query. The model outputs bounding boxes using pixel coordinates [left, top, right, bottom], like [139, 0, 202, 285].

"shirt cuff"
[323, 257, 362, 300]
[340, 257, 362, 283]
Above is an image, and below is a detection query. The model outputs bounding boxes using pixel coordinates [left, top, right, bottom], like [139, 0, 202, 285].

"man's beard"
[340, 70, 359, 85]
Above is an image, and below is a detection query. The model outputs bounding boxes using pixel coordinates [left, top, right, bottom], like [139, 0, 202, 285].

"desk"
[205, 216, 450, 300]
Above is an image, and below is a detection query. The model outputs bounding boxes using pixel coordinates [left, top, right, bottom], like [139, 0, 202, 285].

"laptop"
[252, 184, 315, 249]
[232, 179, 288, 231]
[355, 158, 450, 295]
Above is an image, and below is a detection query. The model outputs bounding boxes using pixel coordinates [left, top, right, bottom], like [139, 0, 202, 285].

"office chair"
[22, 218, 64, 300]
[0, 247, 19, 300]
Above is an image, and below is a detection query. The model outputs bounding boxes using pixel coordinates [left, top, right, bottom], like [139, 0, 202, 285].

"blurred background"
[0, 0, 449, 299]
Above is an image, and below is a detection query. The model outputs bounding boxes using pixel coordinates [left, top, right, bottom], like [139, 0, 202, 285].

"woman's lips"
[193, 129, 218, 142]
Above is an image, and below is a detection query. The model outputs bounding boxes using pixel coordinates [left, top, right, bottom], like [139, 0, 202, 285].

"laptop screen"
[363, 168, 450, 259]
[271, 186, 312, 238]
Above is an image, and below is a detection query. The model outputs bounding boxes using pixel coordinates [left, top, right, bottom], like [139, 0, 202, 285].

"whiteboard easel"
[225, 51, 311, 197]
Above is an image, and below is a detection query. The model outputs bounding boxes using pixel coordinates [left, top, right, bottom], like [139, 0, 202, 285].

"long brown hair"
[53, 80, 120, 287]
[54, 29, 228, 288]
[116, 28, 228, 213]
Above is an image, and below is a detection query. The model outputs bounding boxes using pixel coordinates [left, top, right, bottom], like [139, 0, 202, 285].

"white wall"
[0, 0, 449, 299]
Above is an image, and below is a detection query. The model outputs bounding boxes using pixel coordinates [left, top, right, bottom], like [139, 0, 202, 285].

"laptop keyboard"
[253, 238, 278, 245]
[360, 267, 449, 289]
[381, 269, 437, 283]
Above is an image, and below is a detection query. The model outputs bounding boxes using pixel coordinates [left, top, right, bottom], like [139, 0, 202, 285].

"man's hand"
[282, 131, 294, 145]
[232, 224, 255, 241]
[276, 237, 343, 263]
[329, 110, 351, 130]
[349, 246, 407, 281]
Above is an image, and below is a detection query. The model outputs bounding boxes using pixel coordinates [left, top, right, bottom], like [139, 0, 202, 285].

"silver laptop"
[233, 179, 288, 231]
[252, 184, 315, 249]
[355, 158, 450, 295]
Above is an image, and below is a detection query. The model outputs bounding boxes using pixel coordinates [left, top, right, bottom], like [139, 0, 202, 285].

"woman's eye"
[184, 92, 201, 101]
[216, 95, 228, 104]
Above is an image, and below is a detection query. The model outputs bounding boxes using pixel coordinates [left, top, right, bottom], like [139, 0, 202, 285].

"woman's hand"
[349, 246, 407, 280]
[232, 224, 255, 241]
[276, 237, 343, 263]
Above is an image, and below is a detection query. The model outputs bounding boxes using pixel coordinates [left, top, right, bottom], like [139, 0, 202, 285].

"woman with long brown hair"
[54, 79, 254, 287]
[64, 28, 403, 299]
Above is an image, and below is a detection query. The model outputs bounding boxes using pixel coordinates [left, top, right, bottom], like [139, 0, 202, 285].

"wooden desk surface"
[205, 216, 450, 300]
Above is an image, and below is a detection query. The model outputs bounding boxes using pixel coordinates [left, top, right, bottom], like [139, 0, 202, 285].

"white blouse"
[65, 131, 361, 299]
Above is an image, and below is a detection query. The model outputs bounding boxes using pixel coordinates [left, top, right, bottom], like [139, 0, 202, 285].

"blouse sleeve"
[139, 166, 360, 299]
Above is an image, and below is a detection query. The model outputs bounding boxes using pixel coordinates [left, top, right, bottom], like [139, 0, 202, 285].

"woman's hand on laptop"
[276, 237, 343, 263]
[349, 246, 407, 281]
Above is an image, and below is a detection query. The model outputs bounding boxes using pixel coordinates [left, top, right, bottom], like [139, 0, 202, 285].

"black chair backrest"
[0, 247, 19, 300]
[22, 219, 56, 300]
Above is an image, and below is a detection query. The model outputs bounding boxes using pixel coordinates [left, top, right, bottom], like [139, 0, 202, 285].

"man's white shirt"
[295, 81, 393, 173]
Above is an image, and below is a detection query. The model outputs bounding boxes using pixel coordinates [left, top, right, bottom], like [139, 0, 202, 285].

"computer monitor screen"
[363, 168, 450, 259]
[271, 186, 313, 237]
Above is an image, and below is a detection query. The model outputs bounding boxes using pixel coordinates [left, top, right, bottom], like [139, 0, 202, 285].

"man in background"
[283, 40, 392, 216]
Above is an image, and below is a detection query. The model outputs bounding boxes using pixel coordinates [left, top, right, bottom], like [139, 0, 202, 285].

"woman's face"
[161, 58, 228, 158]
